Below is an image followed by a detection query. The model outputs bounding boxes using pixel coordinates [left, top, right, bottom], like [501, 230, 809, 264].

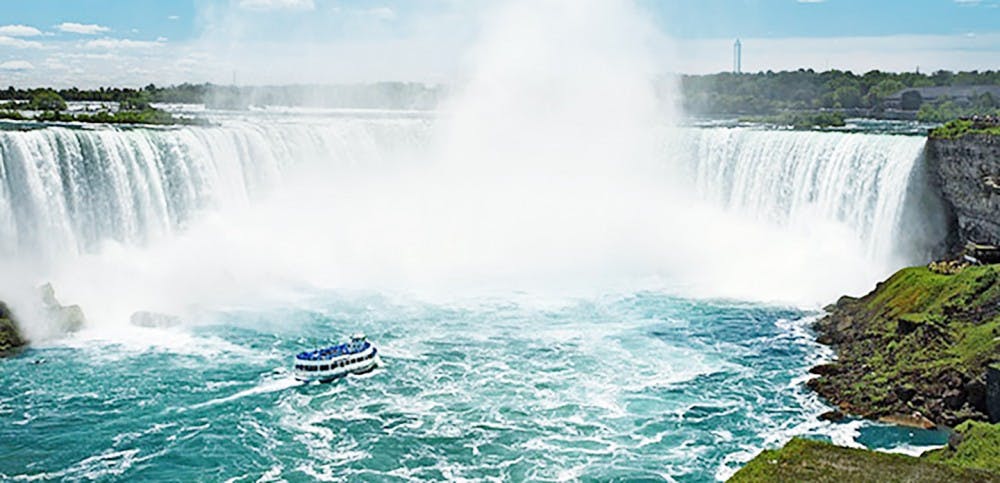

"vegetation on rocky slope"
[728, 438, 1000, 482]
[930, 119, 1000, 139]
[925, 421, 1000, 473]
[808, 264, 1000, 426]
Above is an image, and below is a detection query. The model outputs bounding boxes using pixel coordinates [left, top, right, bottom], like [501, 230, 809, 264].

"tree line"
[680, 69, 1000, 117]
[2, 70, 999, 122]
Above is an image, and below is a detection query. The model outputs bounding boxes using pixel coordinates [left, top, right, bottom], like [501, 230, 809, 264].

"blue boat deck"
[295, 341, 371, 361]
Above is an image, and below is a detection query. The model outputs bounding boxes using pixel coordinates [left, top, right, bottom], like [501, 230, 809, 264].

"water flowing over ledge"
[0, 119, 944, 310]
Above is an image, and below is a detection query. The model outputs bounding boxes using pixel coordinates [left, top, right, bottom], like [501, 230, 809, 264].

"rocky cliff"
[0, 301, 25, 355]
[926, 128, 1000, 248]
[809, 265, 1000, 426]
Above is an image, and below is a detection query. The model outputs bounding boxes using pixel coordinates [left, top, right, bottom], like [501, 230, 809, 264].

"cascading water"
[0, 119, 430, 262]
[0, 119, 944, 323]
[678, 127, 938, 266]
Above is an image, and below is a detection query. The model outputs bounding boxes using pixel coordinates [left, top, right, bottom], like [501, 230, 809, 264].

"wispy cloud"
[83, 38, 165, 50]
[167, 15, 180, 21]
[0, 35, 42, 49]
[0, 60, 34, 71]
[238, 0, 315, 11]
[364, 7, 396, 21]
[0, 25, 43, 37]
[57, 22, 110, 35]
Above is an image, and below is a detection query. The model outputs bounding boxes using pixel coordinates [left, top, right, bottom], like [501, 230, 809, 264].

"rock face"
[0, 301, 26, 355]
[926, 133, 1000, 248]
[39, 283, 85, 333]
[988, 365, 1000, 424]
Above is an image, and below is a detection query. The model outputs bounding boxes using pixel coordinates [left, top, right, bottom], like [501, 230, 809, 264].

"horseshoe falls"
[0, 115, 948, 481]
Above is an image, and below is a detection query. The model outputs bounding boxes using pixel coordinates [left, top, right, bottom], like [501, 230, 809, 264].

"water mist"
[0, 0, 943, 341]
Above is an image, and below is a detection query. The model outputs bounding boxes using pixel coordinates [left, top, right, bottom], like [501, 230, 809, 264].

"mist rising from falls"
[0, 0, 947, 337]
[0, 117, 941, 335]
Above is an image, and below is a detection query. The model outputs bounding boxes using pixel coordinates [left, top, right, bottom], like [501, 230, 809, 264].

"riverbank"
[728, 263, 1000, 481]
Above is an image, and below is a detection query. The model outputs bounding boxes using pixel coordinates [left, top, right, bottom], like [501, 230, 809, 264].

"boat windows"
[320, 365, 329, 371]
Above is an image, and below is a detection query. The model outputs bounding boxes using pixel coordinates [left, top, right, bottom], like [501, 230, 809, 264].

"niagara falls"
[1, 0, 999, 481]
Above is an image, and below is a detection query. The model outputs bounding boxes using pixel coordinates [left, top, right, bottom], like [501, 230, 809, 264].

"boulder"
[894, 385, 917, 403]
[987, 364, 1000, 423]
[818, 410, 846, 422]
[38, 283, 85, 333]
[964, 378, 987, 414]
[942, 389, 965, 411]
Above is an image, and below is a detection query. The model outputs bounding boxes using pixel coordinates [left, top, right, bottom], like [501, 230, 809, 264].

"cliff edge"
[926, 119, 1000, 248]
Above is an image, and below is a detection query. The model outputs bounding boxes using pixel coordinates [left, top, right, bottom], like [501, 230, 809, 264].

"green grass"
[862, 265, 1000, 374]
[925, 422, 1000, 473]
[729, 438, 999, 482]
[929, 119, 1000, 139]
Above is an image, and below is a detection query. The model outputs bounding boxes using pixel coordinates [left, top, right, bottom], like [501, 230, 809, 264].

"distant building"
[885, 85, 1000, 111]
[733, 39, 742, 74]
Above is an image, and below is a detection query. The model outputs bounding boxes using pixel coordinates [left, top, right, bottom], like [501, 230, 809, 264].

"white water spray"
[0, 1, 944, 340]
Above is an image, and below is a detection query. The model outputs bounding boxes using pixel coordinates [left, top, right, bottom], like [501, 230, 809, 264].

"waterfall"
[674, 128, 935, 264]
[0, 118, 430, 261]
[0, 118, 945, 317]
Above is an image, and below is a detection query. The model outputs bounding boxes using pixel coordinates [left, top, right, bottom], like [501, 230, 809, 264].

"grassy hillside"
[729, 438, 1000, 482]
[809, 264, 1000, 425]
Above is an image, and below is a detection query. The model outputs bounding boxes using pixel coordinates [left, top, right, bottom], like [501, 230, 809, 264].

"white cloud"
[365, 7, 396, 20]
[57, 22, 111, 35]
[238, 0, 315, 11]
[168, 15, 180, 20]
[83, 38, 164, 49]
[0, 60, 34, 71]
[954, 0, 981, 4]
[0, 25, 43, 37]
[0, 35, 42, 48]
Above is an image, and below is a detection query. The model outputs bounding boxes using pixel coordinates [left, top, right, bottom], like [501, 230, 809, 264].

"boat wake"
[184, 376, 304, 412]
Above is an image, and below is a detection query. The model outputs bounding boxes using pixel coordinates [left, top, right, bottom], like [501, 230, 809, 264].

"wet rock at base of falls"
[130, 311, 181, 329]
[39, 283, 85, 333]
[0, 301, 26, 355]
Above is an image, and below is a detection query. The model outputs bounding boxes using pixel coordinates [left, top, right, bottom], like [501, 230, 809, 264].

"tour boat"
[293, 334, 381, 382]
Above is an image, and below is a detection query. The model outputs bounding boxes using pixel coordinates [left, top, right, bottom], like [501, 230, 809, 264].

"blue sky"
[0, 0, 997, 87]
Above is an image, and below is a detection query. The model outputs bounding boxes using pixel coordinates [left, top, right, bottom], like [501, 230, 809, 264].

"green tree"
[119, 91, 152, 111]
[832, 86, 862, 108]
[868, 79, 905, 106]
[29, 90, 67, 111]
